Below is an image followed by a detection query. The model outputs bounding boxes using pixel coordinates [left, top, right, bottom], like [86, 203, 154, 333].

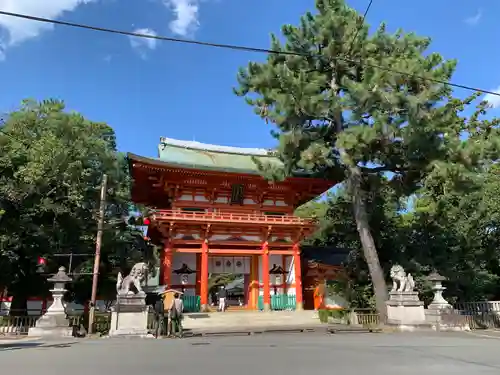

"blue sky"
[0, 0, 498, 159]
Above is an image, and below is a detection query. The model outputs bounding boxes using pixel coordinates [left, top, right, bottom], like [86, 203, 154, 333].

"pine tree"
[234, 0, 500, 320]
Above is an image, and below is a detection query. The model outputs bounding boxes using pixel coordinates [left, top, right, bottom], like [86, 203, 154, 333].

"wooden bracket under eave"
[265, 225, 273, 242]
[168, 222, 175, 237]
[203, 224, 212, 241]
[293, 227, 305, 244]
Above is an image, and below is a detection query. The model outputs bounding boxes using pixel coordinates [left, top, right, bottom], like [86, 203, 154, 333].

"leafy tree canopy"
[0, 99, 154, 312]
[235, 0, 500, 318]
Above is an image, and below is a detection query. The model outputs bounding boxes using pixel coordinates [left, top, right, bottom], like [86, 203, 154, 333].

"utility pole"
[88, 174, 107, 335]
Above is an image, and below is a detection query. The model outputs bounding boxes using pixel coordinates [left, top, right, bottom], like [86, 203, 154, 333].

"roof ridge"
[159, 137, 277, 157]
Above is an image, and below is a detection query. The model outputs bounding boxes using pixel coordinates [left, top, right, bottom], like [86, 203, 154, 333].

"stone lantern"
[173, 263, 196, 293]
[269, 264, 288, 295]
[29, 266, 74, 337]
[426, 271, 451, 310]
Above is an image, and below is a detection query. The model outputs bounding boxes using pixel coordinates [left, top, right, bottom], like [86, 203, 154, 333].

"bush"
[318, 309, 349, 323]
[318, 309, 329, 323]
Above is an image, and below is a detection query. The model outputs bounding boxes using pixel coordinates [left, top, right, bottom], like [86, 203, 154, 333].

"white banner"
[223, 257, 234, 273]
[234, 257, 245, 274]
[209, 256, 251, 274]
[211, 257, 224, 273]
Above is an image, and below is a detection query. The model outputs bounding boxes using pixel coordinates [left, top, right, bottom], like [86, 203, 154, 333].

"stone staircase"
[182, 310, 320, 332]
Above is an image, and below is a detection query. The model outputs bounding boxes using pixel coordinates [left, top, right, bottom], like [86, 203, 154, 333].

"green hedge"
[318, 309, 349, 323]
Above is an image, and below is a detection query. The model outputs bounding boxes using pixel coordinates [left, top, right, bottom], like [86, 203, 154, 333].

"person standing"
[153, 294, 165, 338]
[169, 293, 184, 337]
[218, 285, 227, 312]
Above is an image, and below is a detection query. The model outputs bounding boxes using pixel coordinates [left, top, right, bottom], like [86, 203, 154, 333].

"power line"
[346, 0, 374, 55]
[0, 10, 499, 98]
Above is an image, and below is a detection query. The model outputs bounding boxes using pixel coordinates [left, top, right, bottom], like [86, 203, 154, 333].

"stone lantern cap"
[173, 263, 196, 275]
[269, 264, 288, 275]
[426, 271, 446, 282]
[47, 266, 73, 283]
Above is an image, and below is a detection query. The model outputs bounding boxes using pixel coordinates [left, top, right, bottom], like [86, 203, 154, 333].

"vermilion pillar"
[162, 240, 173, 287]
[262, 241, 271, 311]
[293, 243, 304, 310]
[249, 255, 259, 310]
[195, 253, 201, 297]
[200, 240, 209, 311]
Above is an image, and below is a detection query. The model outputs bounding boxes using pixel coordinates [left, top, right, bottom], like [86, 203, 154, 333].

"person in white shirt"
[218, 286, 227, 312]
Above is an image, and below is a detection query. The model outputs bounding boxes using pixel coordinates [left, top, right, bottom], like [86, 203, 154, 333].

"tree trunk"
[9, 287, 29, 316]
[348, 167, 388, 322]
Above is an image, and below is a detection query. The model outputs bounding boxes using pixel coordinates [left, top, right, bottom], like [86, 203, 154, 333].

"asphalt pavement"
[1, 331, 500, 374]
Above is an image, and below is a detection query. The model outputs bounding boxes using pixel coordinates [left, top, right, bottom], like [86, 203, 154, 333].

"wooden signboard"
[160, 289, 183, 311]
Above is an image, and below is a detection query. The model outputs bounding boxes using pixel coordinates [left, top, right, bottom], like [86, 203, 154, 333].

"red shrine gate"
[128, 137, 335, 311]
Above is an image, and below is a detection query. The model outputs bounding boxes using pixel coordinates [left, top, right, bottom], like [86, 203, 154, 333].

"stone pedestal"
[109, 292, 149, 337]
[427, 272, 452, 310]
[386, 291, 427, 330]
[28, 315, 73, 337]
[29, 266, 73, 338]
[424, 272, 469, 331]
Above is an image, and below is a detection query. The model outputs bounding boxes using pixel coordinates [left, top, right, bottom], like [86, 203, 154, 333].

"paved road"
[1, 331, 500, 374]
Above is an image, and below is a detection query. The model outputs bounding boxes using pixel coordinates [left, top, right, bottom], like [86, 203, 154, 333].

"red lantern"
[143, 218, 150, 225]
[37, 256, 46, 265]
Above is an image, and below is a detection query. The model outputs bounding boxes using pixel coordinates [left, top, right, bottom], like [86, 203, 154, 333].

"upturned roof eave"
[127, 152, 315, 178]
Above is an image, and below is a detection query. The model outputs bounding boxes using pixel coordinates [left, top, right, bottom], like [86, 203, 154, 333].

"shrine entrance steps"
[182, 310, 320, 333]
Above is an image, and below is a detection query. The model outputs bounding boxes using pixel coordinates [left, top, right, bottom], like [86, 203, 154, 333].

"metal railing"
[453, 301, 500, 330]
[153, 210, 315, 225]
[0, 312, 160, 336]
[257, 294, 297, 311]
[0, 316, 37, 335]
[355, 312, 380, 327]
[317, 308, 381, 327]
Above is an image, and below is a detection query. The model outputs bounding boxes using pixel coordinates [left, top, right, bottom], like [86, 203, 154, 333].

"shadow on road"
[0, 341, 78, 351]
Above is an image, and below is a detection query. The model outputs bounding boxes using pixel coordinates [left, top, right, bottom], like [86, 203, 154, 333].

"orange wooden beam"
[269, 250, 294, 255]
[174, 248, 200, 253]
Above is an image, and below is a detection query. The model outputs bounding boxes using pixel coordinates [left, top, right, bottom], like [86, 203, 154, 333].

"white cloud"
[129, 27, 157, 59]
[465, 9, 482, 26]
[0, 0, 95, 59]
[484, 86, 500, 109]
[164, 0, 199, 37]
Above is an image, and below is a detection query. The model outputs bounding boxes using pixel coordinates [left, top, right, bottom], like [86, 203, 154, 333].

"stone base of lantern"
[425, 307, 471, 332]
[28, 314, 73, 338]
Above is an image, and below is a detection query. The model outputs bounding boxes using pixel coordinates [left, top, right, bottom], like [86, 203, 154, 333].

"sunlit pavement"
[1, 332, 500, 374]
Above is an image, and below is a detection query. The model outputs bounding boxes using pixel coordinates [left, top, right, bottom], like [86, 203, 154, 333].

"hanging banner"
[234, 257, 245, 274]
[212, 257, 224, 273]
[223, 257, 234, 273]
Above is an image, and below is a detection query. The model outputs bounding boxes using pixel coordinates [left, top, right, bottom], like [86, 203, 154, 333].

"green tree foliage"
[297, 184, 405, 308]
[302, 165, 500, 308]
[235, 0, 500, 319]
[0, 99, 152, 313]
[405, 164, 500, 302]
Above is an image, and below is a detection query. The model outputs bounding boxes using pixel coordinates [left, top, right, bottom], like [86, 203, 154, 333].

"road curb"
[185, 324, 381, 337]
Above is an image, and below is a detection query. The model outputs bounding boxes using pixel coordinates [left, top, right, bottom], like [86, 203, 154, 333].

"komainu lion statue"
[390, 264, 415, 293]
[116, 262, 148, 295]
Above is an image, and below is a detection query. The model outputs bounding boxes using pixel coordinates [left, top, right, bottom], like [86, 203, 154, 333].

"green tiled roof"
[129, 137, 284, 175]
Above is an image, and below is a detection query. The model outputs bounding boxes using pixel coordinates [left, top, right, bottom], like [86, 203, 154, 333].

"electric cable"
[0, 10, 498, 98]
[346, 0, 374, 55]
